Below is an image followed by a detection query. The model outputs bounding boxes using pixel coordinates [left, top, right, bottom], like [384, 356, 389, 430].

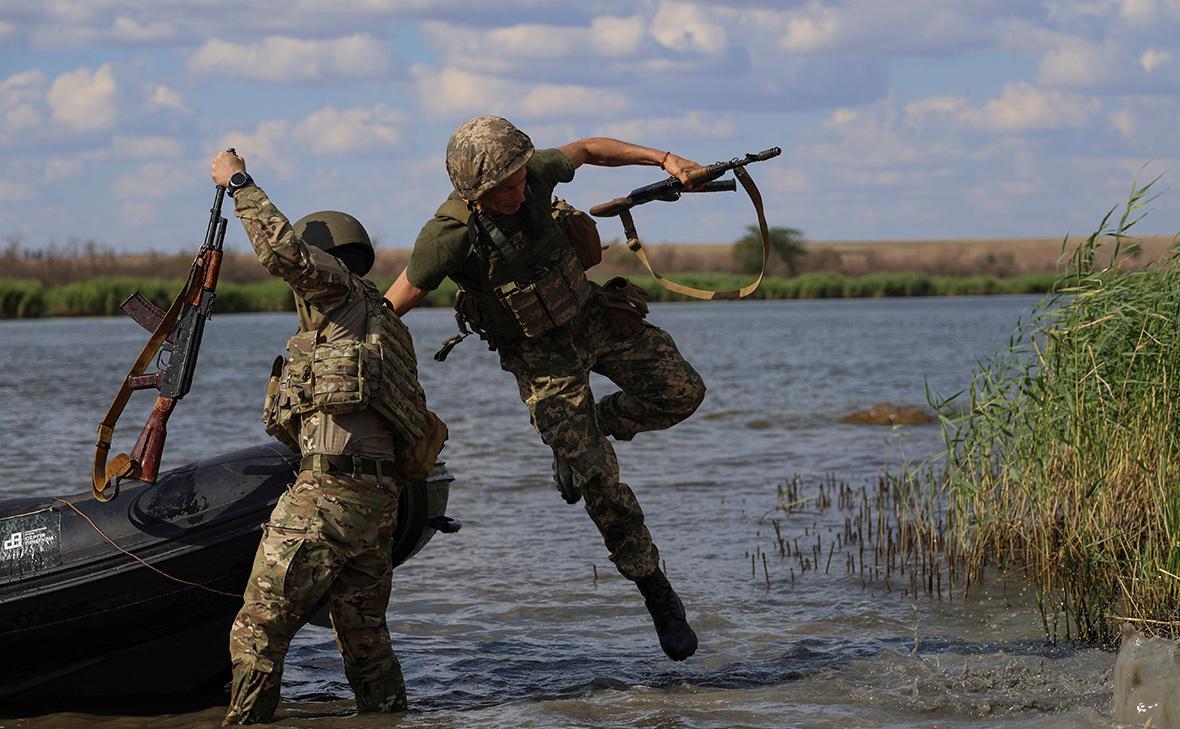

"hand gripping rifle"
[590, 147, 781, 300]
[91, 156, 232, 502]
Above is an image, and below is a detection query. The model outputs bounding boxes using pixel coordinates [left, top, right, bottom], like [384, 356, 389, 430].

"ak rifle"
[589, 147, 780, 218]
[588, 146, 780, 301]
[91, 157, 231, 501]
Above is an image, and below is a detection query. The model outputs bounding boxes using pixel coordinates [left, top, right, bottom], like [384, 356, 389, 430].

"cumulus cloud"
[188, 34, 395, 82]
[45, 157, 83, 182]
[47, 64, 118, 132]
[0, 70, 46, 135]
[292, 105, 403, 154]
[420, 15, 646, 74]
[113, 162, 196, 199]
[907, 83, 1101, 133]
[216, 120, 293, 178]
[149, 84, 190, 113]
[1141, 48, 1172, 71]
[412, 65, 629, 120]
[651, 1, 728, 54]
[593, 112, 736, 141]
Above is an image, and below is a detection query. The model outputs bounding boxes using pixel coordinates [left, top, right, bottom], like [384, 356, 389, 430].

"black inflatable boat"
[0, 442, 457, 700]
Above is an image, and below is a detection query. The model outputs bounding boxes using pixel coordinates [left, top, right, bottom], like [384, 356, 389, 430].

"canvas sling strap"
[617, 166, 769, 300]
[91, 268, 197, 502]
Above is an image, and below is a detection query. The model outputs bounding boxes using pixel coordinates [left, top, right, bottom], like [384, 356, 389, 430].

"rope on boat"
[52, 498, 240, 598]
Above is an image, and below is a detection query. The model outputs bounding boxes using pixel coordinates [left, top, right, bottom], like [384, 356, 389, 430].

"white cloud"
[1109, 109, 1136, 138]
[292, 105, 402, 154]
[149, 84, 190, 113]
[1141, 48, 1172, 71]
[412, 66, 629, 120]
[907, 83, 1100, 133]
[979, 83, 1101, 132]
[0, 70, 46, 135]
[47, 64, 117, 132]
[188, 34, 394, 82]
[593, 112, 736, 141]
[113, 163, 196, 199]
[651, 1, 728, 54]
[216, 120, 294, 178]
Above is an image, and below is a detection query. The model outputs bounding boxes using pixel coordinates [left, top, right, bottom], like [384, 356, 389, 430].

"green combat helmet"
[293, 210, 374, 276]
[446, 115, 534, 201]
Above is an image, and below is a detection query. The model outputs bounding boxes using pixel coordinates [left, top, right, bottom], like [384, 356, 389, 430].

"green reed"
[927, 178, 1180, 643]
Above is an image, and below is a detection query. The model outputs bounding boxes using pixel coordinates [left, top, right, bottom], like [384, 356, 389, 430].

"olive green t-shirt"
[406, 147, 576, 291]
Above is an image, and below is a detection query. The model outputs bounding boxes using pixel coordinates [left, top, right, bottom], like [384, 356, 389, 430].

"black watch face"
[230, 172, 248, 188]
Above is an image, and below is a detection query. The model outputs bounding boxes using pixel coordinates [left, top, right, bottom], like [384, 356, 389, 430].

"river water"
[0, 297, 1123, 728]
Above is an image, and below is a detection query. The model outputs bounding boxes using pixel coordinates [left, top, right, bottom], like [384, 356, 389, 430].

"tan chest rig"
[436, 190, 592, 354]
[262, 278, 430, 453]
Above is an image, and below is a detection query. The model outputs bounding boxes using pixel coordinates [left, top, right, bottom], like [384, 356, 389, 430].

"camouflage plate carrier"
[262, 278, 429, 451]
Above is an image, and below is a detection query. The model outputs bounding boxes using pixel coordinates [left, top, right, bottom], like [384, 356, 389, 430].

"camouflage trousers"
[223, 470, 405, 725]
[498, 301, 706, 580]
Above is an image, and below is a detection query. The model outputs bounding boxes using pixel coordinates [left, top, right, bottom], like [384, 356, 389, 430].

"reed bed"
[924, 181, 1180, 644]
[754, 184, 1180, 645]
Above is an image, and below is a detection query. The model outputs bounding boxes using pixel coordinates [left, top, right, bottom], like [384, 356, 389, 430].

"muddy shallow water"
[0, 297, 1126, 728]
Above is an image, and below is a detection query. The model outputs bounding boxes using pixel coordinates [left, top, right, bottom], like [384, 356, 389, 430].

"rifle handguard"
[590, 197, 631, 218]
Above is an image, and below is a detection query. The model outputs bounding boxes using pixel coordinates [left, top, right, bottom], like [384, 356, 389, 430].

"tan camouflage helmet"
[294, 210, 375, 275]
[445, 115, 534, 201]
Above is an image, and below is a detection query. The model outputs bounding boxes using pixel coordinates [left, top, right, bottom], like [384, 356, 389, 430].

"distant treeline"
[0, 271, 1058, 319]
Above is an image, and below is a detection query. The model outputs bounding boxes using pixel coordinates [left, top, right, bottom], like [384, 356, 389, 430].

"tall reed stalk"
[932, 178, 1180, 643]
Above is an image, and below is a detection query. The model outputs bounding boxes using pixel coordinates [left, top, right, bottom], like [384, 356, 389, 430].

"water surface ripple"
[0, 298, 1120, 728]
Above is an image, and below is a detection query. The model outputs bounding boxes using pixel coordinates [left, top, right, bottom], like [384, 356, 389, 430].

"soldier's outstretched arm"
[384, 269, 428, 316]
[210, 150, 351, 308]
[558, 138, 700, 186]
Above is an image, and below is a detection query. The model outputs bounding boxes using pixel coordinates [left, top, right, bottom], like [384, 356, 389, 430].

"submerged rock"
[838, 402, 934, 426]
[1113, 622, 1180, 728]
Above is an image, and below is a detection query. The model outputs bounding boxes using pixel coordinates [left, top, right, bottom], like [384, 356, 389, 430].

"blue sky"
[1, 1, 1179, 254]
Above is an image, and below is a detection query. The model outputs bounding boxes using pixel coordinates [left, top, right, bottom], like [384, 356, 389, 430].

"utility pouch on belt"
[495, 247, 591, 337]
[552, 197, 603, 270]
[261, 354, 300, 451]
[597, 276, 649, 338]
[394, 409, 448, 481]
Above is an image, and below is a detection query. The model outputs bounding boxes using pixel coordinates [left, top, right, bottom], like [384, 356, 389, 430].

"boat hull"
[0, 442, 453, 700]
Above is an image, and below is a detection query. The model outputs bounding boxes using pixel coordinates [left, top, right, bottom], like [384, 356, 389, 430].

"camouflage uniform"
[407, 143, 705, 581]
[498, 296, 704, 578]
[223, 185, 410, 725]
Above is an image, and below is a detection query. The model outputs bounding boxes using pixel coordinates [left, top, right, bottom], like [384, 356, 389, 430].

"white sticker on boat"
[0, 510, 63, 577]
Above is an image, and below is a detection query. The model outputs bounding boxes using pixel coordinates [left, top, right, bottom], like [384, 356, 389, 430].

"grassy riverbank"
[912, 183, 1180, 644]
[0, 271, 1058, 319]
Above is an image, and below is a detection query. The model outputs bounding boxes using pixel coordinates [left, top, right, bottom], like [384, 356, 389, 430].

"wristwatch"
[227, 171, 254, 196]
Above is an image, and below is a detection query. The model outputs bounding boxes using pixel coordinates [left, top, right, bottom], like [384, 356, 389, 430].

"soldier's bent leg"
[500, 352, 660, 579]
[591, 323, 706, 441]
[224, 476, 342, 726]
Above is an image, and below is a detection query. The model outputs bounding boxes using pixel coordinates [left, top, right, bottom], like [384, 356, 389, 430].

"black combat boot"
[635, 568, 698, 661]
[551, 451, 581, 505]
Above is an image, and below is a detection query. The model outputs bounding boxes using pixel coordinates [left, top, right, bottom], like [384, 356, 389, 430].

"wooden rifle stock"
[91, 168, 231, 502]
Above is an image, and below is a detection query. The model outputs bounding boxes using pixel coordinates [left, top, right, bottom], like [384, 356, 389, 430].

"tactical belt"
[300, 453, 399, 482]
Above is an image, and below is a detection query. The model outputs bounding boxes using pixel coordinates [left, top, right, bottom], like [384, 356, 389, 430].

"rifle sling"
[619, 165, 769, 300]
[91, 266, 197, 502]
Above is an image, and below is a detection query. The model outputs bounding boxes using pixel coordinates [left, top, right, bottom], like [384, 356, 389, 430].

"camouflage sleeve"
[231, 184, 354, 307]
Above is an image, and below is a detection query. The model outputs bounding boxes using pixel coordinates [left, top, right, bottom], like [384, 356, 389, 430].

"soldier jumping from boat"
[384, 116, 706, 661]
